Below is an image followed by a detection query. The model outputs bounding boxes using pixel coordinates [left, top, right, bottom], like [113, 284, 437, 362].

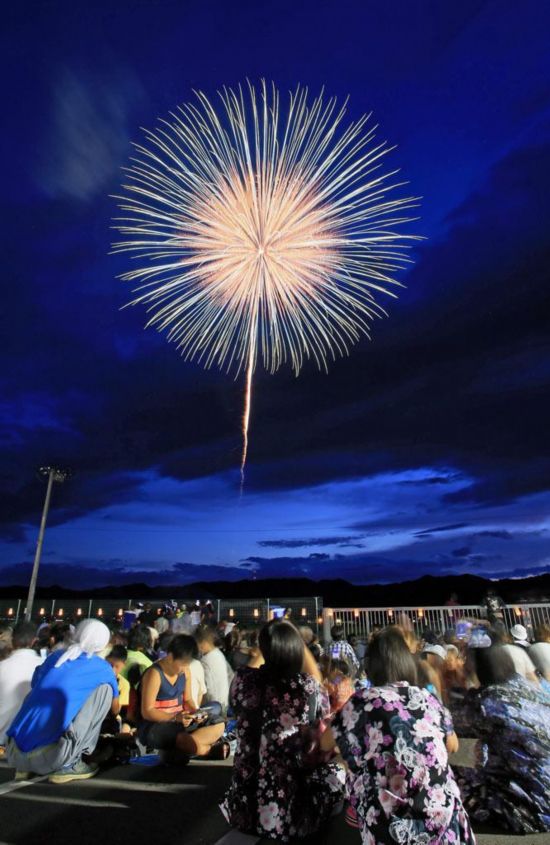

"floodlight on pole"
[25, 466, 71, 622]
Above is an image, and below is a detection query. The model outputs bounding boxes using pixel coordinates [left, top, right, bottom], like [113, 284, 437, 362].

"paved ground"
[0, 745, 549, 845]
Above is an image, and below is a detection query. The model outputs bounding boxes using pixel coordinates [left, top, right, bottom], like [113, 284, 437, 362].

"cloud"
[415, 523, 470, 537]
[257, 535, 363, 549]
[37, 67, 145, 202]
[0, 560, 252, 590]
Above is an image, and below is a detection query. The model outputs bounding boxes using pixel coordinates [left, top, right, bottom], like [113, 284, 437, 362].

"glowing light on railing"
[317, 616, 323, 625]
[76, 608, 82, 616]
[514, 607, 521, 617]
[354, 609, 359, 618]
[253, 608, 259, 618]
[117, 609, 123, 617]
[328, 609, 334, 617]
[58, 608, 64, 617]
[388, 609, 394, 618]
[418, 609, 424, 618]
[229, 609, 234, 618]
[97, 608, 103, 617]
[301, 608, 307, 617]
[39, 608, 45, 616]
[7, 608, 13, 616]
[335, 618, 342, 625]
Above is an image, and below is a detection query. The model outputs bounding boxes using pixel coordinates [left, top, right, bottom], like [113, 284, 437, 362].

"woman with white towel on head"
[5, 619, 119, 784]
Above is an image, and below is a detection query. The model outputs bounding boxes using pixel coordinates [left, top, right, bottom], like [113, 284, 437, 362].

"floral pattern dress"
[454, 674, 550, 834]
[332, 682, 475, 845]
[220, 666, 345, 841]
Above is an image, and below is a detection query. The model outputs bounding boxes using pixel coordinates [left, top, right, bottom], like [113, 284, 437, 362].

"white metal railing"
[0, 596, 323, 629]
[322, 603, 550, 643]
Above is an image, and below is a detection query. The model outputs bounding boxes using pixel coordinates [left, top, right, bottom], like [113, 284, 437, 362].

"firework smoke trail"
[240, 336, 256, 493]
[112, 81, 419, 487]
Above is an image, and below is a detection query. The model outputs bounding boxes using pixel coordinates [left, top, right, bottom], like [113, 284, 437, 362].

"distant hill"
[1, 572, 549, 605]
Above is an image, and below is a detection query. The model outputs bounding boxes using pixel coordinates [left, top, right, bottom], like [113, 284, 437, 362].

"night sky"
[2, 1, 550, 590]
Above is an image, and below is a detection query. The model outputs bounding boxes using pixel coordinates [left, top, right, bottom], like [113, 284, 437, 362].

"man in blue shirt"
[6, 619, 119, 784]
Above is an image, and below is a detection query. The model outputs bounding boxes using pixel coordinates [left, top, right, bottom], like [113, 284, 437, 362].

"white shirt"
[0, 649, 44, 744]
[201, 647, 230, 709]
[500, 643, 536, 678]
[188, 659, 207, 706]
[529, 642, 550, 678]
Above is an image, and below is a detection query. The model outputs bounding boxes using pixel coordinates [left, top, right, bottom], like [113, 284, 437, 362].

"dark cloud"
[257, 536, 363, 549]
[415, 524, 470, 537]
[0, 561, 251, 590]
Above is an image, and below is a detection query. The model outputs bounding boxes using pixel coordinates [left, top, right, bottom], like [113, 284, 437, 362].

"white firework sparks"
[112, 81, 419, 486]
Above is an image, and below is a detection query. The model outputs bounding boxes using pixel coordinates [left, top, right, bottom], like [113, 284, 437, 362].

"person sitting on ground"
[49, 622, 73, 653]
[106, 645, 131, 725]
[195, 626, 232, 713]
[5, 619, 119, 784]
[529, 624, 550, 683]
[492, 624, 539, 683]
[298, 626, 324, 662]
[328, 624, 359, 675]
[120, 625, 153, 687]
[138, 634, 225, 759]
[441, 643, 466, 704]
[0, 624, 13, 661]
[419, 642, 447, 701]
[320, 656, 354, 714]
[154, 611, 170, 637]
[510, 623, 530, 648]
[0, 622, 44, 747]
[220, 619, 345, 839]
[348, 632, 366, 663]
[224, 627, 250, 671]
[139, 603, 157, 628]
[244, 629, 265, 669]
[454, 645, 550, 834]
[321, 627, 475, 843]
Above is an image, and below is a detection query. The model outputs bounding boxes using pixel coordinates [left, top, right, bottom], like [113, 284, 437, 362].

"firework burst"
[112, 81, 419, 487]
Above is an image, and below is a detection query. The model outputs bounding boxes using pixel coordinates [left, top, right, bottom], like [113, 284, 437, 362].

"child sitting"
[321, 657, 354, 714]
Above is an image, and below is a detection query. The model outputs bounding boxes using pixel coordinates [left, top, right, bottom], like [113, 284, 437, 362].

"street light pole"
[25, 466, 70, 622]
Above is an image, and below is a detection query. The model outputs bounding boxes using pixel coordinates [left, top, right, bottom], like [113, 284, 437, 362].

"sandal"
[205, 739, 230, 760]
[345, 804, 361, 828]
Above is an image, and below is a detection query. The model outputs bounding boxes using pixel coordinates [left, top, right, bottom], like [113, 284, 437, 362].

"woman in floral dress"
[220, 619, 345, 841]
[322, 627, 476, 845]
[454, 645, 550, 835]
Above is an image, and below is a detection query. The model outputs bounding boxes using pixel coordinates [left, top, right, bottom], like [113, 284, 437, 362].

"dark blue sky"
[1, 1, 550, 589]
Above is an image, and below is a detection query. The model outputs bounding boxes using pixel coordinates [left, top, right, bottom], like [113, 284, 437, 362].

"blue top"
[7, 651, 119, 752]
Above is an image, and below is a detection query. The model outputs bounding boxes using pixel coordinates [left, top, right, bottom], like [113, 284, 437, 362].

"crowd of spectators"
[0, 601, 549, 842]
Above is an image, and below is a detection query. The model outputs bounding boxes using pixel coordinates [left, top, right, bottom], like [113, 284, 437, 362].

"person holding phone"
[138, 635, 225, 759]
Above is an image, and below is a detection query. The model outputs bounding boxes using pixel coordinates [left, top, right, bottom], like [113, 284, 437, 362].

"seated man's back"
[0, 622, 44, 745]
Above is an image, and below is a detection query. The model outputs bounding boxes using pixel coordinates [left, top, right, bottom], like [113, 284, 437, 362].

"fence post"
[266, 598, 270, 622]
[15, 599, 21, 623]
[51, 599, 56, 619]
[314, 597, 319, 635]
[88, 599, 93, 618]
[217, 599, 221, 623]
[322, 609, 332, 646]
